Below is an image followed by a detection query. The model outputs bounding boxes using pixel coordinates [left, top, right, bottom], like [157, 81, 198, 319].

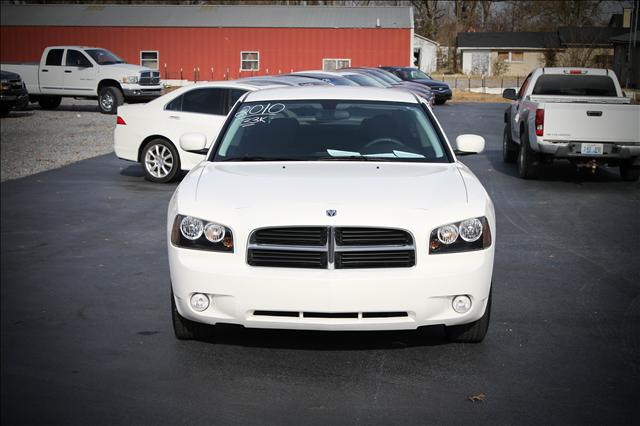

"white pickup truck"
[1, 46, 163, 114]
[502, 67, 640, 181]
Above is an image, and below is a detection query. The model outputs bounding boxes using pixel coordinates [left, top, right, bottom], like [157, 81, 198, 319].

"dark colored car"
[0, 70, 29, 117]
[381, 67, 452, 105]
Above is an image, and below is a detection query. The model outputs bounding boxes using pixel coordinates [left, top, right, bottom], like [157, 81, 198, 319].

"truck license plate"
[581, 143, 603, 155]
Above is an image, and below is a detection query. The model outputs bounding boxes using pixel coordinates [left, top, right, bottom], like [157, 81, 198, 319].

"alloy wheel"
[145, 144, 174, 178]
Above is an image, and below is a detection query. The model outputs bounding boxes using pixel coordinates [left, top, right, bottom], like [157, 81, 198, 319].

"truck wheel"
[517, 131, 539, 179]
[502, 124, 518, 163]
[98, 86, 124, 114]
[171, 291, 214, 341]
[445, 291, 491, 343]
[38, 96, 61, 110]
[620, 162, 640, 182]
[141, 139, 181, 183]
[0, 108, 9, 117]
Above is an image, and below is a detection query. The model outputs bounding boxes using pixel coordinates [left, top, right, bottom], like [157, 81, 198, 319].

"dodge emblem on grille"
[326, 209, 337, 217]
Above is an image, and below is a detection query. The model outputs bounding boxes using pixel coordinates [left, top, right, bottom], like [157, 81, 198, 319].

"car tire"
[98, 86, 124, 115]
[0, 107, 9, 117]
[141, 139, 181, 183]
[502, 124, 518, 163]
[434, 99, 446, 105]
[171, 291, 214, 341]
[620, 161, 640, 182]
[38, 96, 62, 110]
[517, 130, 539, 179]
[445, 290, 491, 343]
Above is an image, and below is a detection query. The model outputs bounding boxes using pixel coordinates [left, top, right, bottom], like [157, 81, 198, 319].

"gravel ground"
[0, 99, 115, 182]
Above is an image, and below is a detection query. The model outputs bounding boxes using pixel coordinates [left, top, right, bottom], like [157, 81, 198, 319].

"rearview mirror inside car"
[454, 134, 485, 156]
[502, 88, 517, 100]
[180, 133, 208, 153]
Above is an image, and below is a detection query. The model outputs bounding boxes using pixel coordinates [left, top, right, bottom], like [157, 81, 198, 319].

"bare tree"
[411, 1, 446, 40]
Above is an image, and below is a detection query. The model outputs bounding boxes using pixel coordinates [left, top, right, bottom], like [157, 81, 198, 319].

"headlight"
[122, 75, 139, 84]
[171, 215, 234, 252]
[429, 216, 491, 254]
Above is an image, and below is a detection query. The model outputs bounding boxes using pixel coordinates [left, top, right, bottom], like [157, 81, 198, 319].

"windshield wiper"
[220, 156, 301, 162]
[319, 155, 372, 161]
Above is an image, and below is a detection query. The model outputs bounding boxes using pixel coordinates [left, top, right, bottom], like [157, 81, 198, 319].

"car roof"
[244, 86, 418, 102]
[239, 75, 329, 86]
[168, 80, 286, 95]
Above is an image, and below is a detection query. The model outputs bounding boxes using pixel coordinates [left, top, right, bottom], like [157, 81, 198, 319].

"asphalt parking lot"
[1, 103, 639, 425]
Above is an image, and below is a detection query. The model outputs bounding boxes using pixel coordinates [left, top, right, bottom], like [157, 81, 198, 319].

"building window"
[241, 51, 260, 71]
[323, 58, 351, 71]
[140, 51, 159, 69]
[510, 52, 524, 63]
[497, 51, 524, 63]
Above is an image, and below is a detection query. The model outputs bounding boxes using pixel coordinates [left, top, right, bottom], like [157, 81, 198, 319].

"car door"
[511, 73, 531, 142]
[39, 48, 65, 94]
[163, 87, 248, 169]
[63, 49, 97, 96]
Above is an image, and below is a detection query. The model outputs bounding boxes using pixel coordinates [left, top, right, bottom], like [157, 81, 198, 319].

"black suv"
[380, 67, 452, 105]
[0, 70, 29, 117]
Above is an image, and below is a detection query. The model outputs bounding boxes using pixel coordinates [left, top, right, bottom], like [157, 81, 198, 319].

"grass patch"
[450, 89, 510, 103]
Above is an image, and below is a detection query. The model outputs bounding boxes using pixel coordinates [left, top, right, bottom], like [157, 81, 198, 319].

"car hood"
[1, 70, 21, 80]
[189, 162, 467, 225]
[411, 79, 449, 89]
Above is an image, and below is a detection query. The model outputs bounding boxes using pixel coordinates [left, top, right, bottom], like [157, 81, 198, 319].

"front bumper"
[169, 243, 494, 331]
[433, 89, 452, 100]
[0, 90, 29, 109]
[122, 86, 163, 101]
[537, 141, 640, 163]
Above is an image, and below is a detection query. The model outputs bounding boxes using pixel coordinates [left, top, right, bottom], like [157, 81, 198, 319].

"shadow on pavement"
[487, 152, 625, 183]
[1, 111, 35, 119]
[197, 324, 450, 350]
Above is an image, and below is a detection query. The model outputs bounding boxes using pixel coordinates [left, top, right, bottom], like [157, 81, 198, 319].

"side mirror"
[502, 88, 517, 100]
[179, 133, 208, 153]
[454, 134, 485, 156]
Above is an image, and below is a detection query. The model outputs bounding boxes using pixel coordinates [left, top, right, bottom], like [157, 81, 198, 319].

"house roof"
[413, 33, 440, 46]
[457, 32, 560, 49]
[0, 4, 412, 29]
[558, 26, 627, 46]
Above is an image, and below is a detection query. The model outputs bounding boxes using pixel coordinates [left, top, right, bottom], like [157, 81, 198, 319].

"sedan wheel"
[142, 139, 181, 183]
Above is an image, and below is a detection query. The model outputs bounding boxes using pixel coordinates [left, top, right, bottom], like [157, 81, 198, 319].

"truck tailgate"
[543, 103, 640, 144]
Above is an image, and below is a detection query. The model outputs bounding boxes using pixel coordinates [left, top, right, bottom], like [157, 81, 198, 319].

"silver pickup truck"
[502, 67, 640, 181]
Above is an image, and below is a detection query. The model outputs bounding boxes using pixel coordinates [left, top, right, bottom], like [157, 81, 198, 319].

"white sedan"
[168, 86, 495, 343]
[114, 81, 285, 183]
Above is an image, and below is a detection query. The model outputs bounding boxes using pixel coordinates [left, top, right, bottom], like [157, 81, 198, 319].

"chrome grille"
[139, 71, 160, 86]
[248, 226, 415, 269]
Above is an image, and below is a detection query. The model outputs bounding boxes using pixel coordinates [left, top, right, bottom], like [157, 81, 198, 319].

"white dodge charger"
[168, 86, 495, 343]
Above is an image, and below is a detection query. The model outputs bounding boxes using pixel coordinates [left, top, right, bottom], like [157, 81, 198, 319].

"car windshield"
[407, 69, 431, 79]
[84, 49, 125, 65]
[376, 70, 403, 83]
[340, 74, 386, 88]
[212, 100, 449, 163]
[364, 70, 399, 85]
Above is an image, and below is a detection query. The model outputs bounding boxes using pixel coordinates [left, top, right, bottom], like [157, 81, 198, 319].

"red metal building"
[1, 4, 413, 81]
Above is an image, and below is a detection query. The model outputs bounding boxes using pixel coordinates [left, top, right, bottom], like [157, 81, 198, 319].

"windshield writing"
[212, 100, 448, 163]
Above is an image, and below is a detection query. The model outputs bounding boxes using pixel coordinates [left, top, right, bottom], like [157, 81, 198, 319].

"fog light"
[452, 295, 472, 313]
[190, 293, 210, 312]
